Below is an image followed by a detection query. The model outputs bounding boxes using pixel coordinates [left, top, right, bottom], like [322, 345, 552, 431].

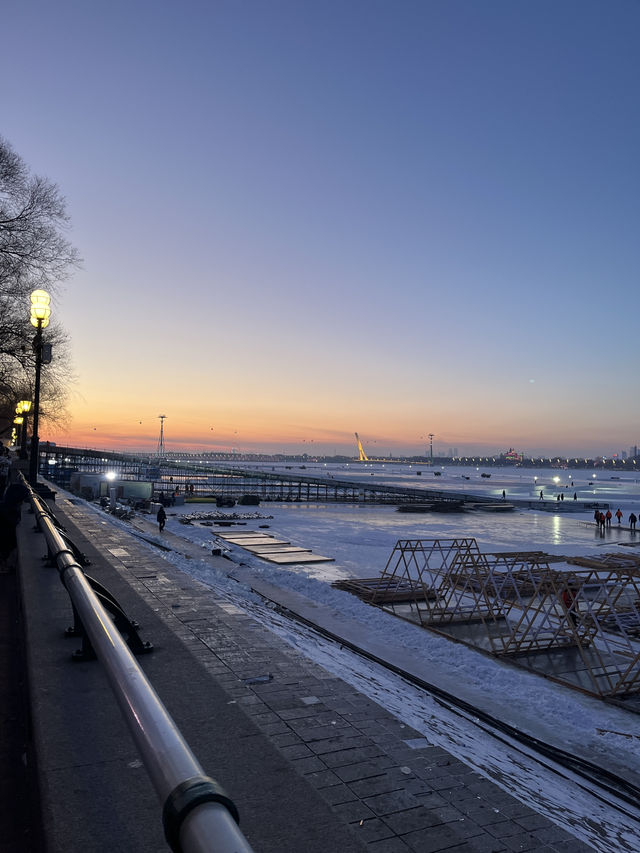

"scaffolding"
[362, 538, 640, 699]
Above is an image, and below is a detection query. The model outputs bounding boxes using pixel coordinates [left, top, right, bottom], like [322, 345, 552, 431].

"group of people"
[594, 509, 613, 528]
[594, 508, 638, 530]
[537, 490, 578, 501]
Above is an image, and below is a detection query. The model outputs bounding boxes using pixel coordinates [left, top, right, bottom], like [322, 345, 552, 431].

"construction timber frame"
[372, 538, 640, 699]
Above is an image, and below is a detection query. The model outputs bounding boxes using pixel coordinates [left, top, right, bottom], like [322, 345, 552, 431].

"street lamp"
[28, 289, 51, 486]
[13, 417, 23, 450]
[16, 400, 32, 459]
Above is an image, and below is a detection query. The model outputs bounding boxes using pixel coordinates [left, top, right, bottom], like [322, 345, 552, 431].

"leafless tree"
[0, 136, 79, 437]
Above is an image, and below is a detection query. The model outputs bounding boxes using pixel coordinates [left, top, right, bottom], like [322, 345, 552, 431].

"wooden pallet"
[567, 553, 640, 570]
[216, 531, 333, 564]
[332, 577, 436, 603]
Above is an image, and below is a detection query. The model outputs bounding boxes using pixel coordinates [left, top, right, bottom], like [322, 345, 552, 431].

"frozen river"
[230, 460, 640, 502]
[169, 463, 640, 582]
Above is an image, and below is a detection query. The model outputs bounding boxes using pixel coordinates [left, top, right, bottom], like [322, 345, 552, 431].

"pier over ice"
[35, 445, 609, 512]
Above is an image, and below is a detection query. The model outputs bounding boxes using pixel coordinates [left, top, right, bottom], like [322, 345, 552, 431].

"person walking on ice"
[629, 512, 637, 531]
[615, 508, 623, 524]
[157, 505, 167, 532]
[561, 585, 578, 628]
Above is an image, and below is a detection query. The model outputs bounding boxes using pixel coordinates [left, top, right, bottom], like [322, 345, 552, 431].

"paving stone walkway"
[20, 495, 592, 852]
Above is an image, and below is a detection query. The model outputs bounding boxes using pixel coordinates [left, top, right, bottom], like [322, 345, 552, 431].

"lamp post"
[28, 290, 51, 486]
[13, 418, 23, 451]
[16, 400, 32, 459]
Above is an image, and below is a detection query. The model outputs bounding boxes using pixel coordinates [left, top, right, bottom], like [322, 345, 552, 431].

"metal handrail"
[26, 482, 255, 853]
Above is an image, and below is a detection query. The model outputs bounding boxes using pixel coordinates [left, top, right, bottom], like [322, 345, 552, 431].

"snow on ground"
[229, 600, 640, 853]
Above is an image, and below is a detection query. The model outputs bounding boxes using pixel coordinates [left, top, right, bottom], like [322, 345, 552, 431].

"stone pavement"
[15, 494, 592, 853]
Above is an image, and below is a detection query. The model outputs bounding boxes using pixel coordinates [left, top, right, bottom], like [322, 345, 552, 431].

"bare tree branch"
[0, 136, 80, 436]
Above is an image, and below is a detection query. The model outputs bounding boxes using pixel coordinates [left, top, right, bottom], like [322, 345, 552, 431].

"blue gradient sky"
[3, 1, 639, 457]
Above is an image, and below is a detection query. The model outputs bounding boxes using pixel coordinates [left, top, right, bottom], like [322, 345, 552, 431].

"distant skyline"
[39, 423, 638, 462]
[4, 1, 640, 458]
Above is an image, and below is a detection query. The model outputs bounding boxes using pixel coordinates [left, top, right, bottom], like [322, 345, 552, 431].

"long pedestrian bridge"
[40, 445, 503, 506]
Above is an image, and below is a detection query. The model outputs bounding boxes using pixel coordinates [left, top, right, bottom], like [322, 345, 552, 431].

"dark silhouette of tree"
[0, 136, 79, 438]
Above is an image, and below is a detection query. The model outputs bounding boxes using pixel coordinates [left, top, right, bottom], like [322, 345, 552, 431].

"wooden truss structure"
[370, 538, 640, 699]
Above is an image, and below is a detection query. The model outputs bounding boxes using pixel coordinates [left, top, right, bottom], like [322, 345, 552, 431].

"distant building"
[502, 448, 523, 464]
[69, 473, 153, 501]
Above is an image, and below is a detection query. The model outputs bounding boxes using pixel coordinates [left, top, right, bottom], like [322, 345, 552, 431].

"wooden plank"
[259, 552, 334, 564]
[217, 530, 274, 538]
[218, 536, 290, 546]
[246, 546, 312, 555]
[216, 534, 275, 541]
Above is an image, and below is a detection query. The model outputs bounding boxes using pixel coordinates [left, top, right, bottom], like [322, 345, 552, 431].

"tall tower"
[157, 414, 167, 457]
[428, 433, 434, 462]
[355, 433, 369, 462]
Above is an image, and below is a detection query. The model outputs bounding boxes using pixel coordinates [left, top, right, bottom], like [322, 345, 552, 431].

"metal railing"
[26, 480, 255, 853]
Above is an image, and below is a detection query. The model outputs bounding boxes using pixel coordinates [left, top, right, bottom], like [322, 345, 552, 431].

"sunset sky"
[3, 1, 640, 457]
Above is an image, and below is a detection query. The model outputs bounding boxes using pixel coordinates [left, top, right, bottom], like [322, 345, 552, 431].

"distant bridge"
[40, 445, 502, 506]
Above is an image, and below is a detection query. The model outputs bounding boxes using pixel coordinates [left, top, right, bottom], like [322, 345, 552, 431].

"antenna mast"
[157, 414, 167, 457]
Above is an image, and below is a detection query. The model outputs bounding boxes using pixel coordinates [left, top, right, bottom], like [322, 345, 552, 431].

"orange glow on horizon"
[44, 413, 615, 458]
[48, 389, 632, 458]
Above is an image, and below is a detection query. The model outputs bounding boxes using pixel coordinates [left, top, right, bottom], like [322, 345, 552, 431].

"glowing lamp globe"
[30, 290, 51, 328]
